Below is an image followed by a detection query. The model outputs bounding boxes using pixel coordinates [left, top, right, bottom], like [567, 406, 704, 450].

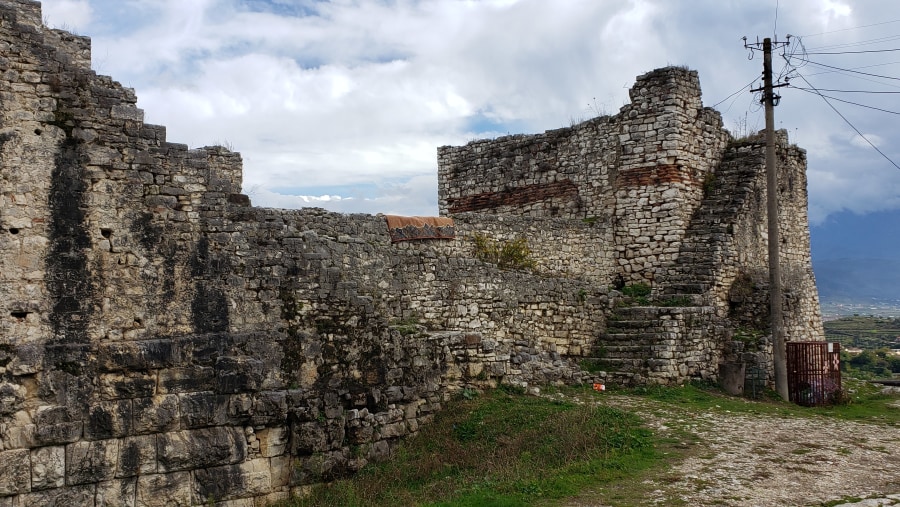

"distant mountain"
[810, 209, 900, 303]
[813, 258, 900, 301]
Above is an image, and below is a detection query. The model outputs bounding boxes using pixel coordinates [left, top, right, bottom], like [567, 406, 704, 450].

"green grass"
[624, 378, 900, 426]
[275, 380, 900, 507]
[278, 387, 657, 507]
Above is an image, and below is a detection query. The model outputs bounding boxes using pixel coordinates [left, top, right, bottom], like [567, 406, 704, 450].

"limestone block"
[132, 395, 179, 434]
[136, 472, 191, 507]
[66, 439, 118, 486]
[97, 372, 156, 400]
[157, 366, 215, 394]
[0, 383, 25, 417]
[117, 435, 157, 477]
[249, 391, 287, 427]
[157, 427, 246, 472]
[30, 445, 65, 490]
[256, 426, 288, 458]
[33, 406, 82, 445]
[192, 458, 272, 503]
[269, 455, 292, 489]
[110, 105, 144, 122]
[85, 400, 132, 440]
[178, 391, 229, 428]
[17, 484, 95, 507]
[215, 356, 265, 394]
[0, 448, 30, 495]
[96, 478, 136, 507]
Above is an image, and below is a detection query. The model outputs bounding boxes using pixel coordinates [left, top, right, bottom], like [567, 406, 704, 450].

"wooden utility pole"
[747, 36, 790, 400]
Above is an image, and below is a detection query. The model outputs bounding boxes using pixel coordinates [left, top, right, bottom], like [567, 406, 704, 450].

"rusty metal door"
[787, 342, 842, 406]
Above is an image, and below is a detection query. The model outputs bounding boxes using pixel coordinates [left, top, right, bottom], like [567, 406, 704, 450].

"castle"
[0, 1, 823, 504]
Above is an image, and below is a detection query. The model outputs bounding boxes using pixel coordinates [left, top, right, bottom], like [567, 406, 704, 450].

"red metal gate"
[787, 342, 842, 406]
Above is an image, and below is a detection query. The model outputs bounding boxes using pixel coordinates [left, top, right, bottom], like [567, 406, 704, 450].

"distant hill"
[810, 209, 900, 303]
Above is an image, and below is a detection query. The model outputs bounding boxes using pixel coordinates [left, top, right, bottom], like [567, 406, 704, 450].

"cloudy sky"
[40, 0, 900, 224]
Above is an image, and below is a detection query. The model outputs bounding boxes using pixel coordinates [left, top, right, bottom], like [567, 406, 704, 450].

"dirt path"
[553, 392, 900, 507]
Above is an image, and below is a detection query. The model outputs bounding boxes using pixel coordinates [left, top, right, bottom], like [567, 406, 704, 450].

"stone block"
[136, 472, 191, 507]
[215, 356, 265, 394]
[117, 435, 157, 477]
[256, 426, 288, 458]
[30, 445, 65, 490]
[269, 455, 293, 489]
[178, 391, 229, 428]
[85, 399, 132, 440]
[157, 366, 215, 394]
[110, 104, 144, 121]
[249, 391, 287, 426]
[17, 484, 95, 507]
[98, 372, 156, 400]
[132, 395, 179, 434]
[33, 406, 82, 445]
[96, 478, 136, 507]
[99, 340, 180, 373]
[192, 458, 272, 503]
[66, 439, 118, 485]
[157, 427, 246, 472]
[0, 448, 30, 496]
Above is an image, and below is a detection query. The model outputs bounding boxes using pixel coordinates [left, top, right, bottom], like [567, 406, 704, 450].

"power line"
[790, 87, 900, 94]
[711, 78, 757, 109]
[805, 48, 900, 55]
[798, 19, 900, 38]
[773, 0, 779, 40]
[792, 87, 900, 115]
[793, 58, 900, 81]
[794, 72, 900, 171]
[807, 34, 900, 52]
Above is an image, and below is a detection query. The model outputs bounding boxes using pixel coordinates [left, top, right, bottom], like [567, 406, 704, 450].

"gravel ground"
[554, 390, 900, 507]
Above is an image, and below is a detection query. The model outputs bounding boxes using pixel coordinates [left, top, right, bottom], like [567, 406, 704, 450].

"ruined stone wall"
[0, 1, 825, 504]
[0, 3, 607, 504]
[438, 67, 731, 285]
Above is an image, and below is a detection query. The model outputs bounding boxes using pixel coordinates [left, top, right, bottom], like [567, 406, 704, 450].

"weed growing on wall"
[472, 233, 536, 271]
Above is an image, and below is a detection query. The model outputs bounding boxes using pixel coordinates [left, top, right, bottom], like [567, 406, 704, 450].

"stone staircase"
[588, 305, 718, 385]
[659, 146, 763, 301]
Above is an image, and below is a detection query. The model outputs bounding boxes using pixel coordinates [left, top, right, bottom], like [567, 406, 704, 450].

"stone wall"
[0, 1, 823, 505]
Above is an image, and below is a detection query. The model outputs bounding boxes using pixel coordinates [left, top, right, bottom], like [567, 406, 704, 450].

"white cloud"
[35, 0, 900, 222]
[849, 133, 883, 149]
[41, 0, 92, 31]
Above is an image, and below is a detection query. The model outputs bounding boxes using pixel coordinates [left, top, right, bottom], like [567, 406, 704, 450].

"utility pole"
[746, 36, 790, 400]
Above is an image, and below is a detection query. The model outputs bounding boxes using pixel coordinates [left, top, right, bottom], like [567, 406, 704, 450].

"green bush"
[621, 283, 651, 298]
[473, 234, 536, 271]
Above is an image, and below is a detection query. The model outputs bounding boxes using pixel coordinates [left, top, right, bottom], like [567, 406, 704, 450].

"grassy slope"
[276, 381, 900, 507]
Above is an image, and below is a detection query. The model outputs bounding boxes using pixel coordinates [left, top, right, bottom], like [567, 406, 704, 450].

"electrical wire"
[805, 48, 900, 55]
[773, 0, 779, 40]
[806, 34, 900, 52]
[794, 73, 900, 171]
[790, 87, 900, 94]
[792, 58, 900, 81]
[798, 19, 900, 38]
[792, 87, 900, 115]
[711, 78, 758, 109]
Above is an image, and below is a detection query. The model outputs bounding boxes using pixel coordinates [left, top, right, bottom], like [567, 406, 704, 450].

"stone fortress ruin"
[0, 0, 823, 504]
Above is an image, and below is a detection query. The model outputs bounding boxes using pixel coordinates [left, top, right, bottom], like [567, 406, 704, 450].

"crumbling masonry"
[0, 1, 823, 505]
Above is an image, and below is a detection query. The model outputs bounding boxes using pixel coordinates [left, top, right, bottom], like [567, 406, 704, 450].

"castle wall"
[0, 1, 824, 504]
[0, 3, 607, 504]
[438, 67, 731, 285]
